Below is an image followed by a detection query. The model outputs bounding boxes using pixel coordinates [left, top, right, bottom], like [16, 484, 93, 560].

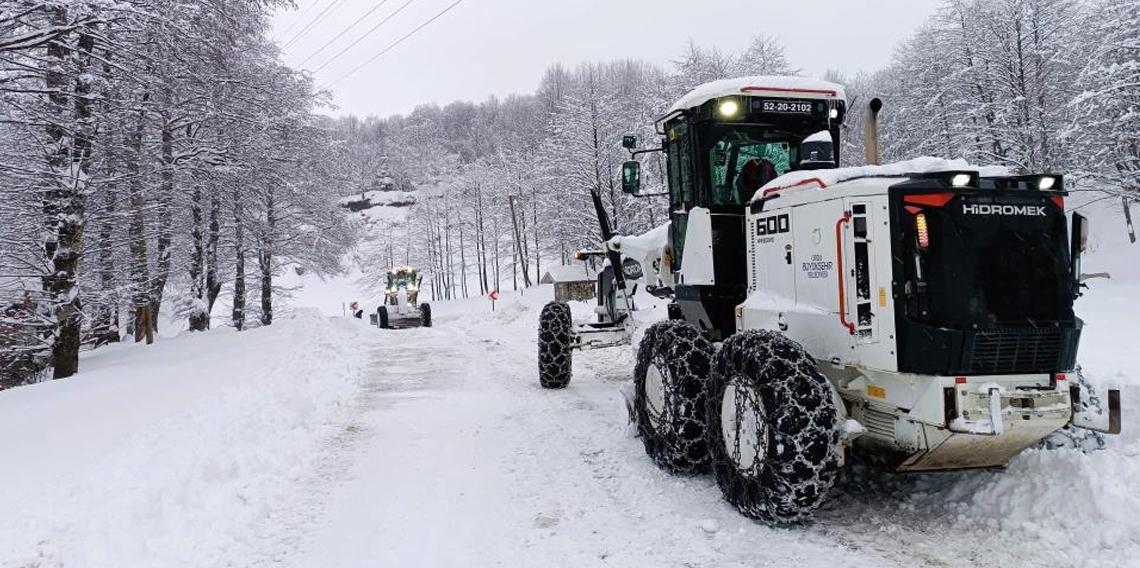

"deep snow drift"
[0, 312, 371, 568]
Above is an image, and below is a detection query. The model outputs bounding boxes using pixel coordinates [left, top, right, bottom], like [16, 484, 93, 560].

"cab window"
[707, 128, 795, 206]
[667, 122, 693, 206]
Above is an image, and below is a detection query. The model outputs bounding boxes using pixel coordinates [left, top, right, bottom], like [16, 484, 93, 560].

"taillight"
[1051, 372, 1067, 389]
[916, 213, 930, 249]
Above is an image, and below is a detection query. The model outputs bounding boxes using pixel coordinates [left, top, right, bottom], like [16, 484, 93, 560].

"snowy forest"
[342, 0, 1140, 304]
[3, 0, 1140, 384]
[0, 0, 356, 386]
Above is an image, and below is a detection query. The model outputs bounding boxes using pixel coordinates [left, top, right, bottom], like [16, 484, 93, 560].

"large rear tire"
[706, 330, 840, 523]
[633, 320, 714, 473]
[538, 302, 573, 389]
[378, 307, 390, 329]
[420, 303, 432, 328]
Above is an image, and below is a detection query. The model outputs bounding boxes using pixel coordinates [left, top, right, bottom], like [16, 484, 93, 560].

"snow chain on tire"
[1040, 366, 1107, 452]
[633, 320, 714, 473]
[538, 302, 573, 389]
[707, 330, 840, 523]
[420, 303, 432, 328]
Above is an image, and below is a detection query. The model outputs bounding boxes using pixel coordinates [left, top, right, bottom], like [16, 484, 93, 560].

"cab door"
[842, 200, 879, 344]
[666, 121, 694, 270]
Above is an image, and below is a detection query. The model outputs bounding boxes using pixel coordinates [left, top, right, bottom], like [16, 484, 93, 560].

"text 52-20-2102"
[761, 99, 814, 114]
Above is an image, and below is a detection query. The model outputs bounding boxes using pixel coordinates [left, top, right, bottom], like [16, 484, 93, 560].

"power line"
[311, 0, 417, 74]
[328, 0, 467, 87]
[298, 0, 395, 67]
[276, 0, 327, 41]
[282, 0, 351, 50]
[282, 0, 349, 48]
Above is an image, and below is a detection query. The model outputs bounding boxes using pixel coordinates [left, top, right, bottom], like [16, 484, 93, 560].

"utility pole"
[508, 194, 532, 287]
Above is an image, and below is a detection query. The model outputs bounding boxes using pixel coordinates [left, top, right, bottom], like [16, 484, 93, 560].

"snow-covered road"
[293, 301, 883, 568]
[289, 289, 1139, 568]
[2, 283, 1136, 568]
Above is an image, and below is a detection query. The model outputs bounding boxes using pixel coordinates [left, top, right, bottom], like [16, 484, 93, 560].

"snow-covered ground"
[2, 207, 1138, 568]
[0, 311, 371, 568]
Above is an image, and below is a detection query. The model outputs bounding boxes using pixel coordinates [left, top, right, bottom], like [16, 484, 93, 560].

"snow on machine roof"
[749, 157, 1012, 206]
[666, 76, 847, 115]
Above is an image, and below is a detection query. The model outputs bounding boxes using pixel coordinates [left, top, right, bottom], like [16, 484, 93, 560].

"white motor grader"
[537, 76, 1121, 522]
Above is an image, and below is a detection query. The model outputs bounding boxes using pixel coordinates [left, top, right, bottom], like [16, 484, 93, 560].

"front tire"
[633, 320, 714, 473]
[707, 330, 840, 523]
[378, 307, 390, 329]
[420, 303, 432, 328]
[538, 302, 573, 389]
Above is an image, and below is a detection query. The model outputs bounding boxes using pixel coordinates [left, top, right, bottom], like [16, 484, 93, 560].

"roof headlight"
[718, 98, 741, 119]
[951, 173, 973, 188]
[1038, 176, 1057, 191]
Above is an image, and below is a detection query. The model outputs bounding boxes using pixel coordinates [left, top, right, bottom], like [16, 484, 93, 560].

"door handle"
[836, 212, 855, 335]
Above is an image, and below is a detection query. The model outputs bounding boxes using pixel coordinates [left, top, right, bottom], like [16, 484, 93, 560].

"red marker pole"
[490, 290, 499, 312]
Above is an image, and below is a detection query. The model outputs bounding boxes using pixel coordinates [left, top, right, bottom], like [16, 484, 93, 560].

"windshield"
[897, 193, 1073, 326]
[387, 271, 416, 288]
[704, 126, 797, 206]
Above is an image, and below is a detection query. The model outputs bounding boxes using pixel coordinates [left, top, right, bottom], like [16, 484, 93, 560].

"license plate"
[760, 99, 815, 115]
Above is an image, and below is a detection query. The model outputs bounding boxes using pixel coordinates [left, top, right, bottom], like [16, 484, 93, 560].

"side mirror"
[1071, 212, 1088, 297]
[621, 161, 641, 195]
[622, 135, 637, 149]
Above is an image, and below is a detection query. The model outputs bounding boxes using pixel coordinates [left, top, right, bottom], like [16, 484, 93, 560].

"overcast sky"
[272, 0, 942, 119]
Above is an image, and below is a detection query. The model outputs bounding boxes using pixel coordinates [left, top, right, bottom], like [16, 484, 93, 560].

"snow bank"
[752, 157, 1011, 203]
[0, 311, 370, 568]
[950, 442, 1140, 561]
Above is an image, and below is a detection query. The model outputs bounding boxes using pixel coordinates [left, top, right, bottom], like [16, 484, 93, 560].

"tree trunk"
[509, 193, 531, 287]
[150, 115, 175, 333]
[205, 191, 222, 317]
[42, 10, 94, 378]
[459, 222, 468, 299]
[475, 183, 489, 293]
[91, 19, 118, 349]
[233, 189, 246, 331]
[259, 249, 272, 326]
[188, 184, 209, 331]
[532, 186, 541, 280]
[491, 214, 501, 292]
[259, 187, 275, 327]
[444, 205, 454, 299]
[128, 102, 150, 343]
[94, 127, 119, 346]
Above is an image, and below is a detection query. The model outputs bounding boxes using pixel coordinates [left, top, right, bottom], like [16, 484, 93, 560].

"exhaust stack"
[863, 98, 883, 166]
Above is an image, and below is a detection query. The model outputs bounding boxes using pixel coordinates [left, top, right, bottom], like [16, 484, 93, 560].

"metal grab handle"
[835, 212, 855, 335]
